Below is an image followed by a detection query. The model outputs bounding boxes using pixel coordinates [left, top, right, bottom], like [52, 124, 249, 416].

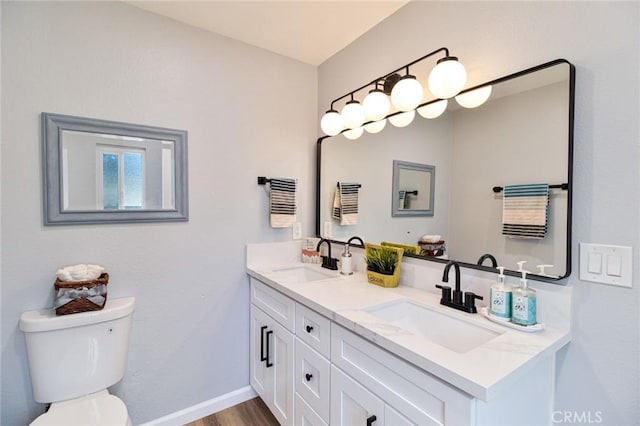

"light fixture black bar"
[492, 183, 569, 193]
[328, 47, 450, 109]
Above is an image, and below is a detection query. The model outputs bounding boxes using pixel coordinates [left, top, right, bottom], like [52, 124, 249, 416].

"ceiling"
[125, 1, 409, 65]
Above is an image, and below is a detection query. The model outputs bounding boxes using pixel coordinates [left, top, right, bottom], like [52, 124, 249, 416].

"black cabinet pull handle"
[306, 325, 314, 333]
[260, 326, 268, 362]
[265, 330, 273, 368]
[305, 373, 313, 382]
[366, 414, 377, 426]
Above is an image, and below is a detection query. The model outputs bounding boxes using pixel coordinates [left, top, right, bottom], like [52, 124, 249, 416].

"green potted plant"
[365, 243, 404, 287]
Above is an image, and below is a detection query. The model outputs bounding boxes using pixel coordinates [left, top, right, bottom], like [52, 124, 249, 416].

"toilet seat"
[31, 390, 131, 426]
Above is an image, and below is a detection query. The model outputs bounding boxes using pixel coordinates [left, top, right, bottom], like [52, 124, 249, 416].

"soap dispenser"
[511, 268, 537, 326]
[489, 266, 512, 319]
[340, 244, 353, 275]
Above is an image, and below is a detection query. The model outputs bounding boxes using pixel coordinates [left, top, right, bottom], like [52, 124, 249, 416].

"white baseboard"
[139, 385, 257, 426]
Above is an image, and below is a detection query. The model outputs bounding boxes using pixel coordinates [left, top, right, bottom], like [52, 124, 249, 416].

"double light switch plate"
[579, 243, 633, 288]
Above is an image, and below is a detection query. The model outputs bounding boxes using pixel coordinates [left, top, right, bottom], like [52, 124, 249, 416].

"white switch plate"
[580, 243, 633, 288]
[292, 222, 302, 240]
[323, 221, 332, 238]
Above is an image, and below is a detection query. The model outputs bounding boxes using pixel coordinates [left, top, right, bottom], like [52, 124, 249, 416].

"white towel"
[269, 178, 297, 228]
[332, 187, 341, 220]
[502, 184, 549, 239]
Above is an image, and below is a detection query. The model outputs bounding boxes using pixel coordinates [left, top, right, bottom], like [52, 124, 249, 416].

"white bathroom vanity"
[247, 241, 572, 426]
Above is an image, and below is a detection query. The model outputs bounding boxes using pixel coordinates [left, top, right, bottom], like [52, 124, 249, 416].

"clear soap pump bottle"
[512, 262, 537, 326]
[489, 266, 512, 319]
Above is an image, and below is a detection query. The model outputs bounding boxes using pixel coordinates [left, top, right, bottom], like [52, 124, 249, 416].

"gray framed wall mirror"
[42, 113, 188, 225]
[392, 160, 435, 217]
[317, 59, 575, 281]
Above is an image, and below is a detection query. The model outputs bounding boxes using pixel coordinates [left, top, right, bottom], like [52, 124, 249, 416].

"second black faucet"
[435, 260, 483, 313]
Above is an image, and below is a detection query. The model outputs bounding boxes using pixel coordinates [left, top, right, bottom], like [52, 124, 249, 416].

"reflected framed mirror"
[317, 59, 575, 281]
[42, 113, 188, 225]
[392, 160, 435, 217]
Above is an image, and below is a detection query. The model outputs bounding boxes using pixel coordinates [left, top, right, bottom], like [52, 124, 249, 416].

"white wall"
[319, 1, 639, 424]
[1, 2, 316, 424]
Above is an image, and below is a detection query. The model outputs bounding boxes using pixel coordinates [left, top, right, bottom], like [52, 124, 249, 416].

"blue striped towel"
[502, 184, 549, 239]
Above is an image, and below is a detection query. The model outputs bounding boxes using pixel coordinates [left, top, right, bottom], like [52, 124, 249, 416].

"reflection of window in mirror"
[96, 145, 145, 210]
[161, 142, 175, 209]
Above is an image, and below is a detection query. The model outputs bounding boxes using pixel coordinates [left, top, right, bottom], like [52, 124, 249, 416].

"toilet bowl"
[30, 390, 132, 426]
[20, 297, 135, 426]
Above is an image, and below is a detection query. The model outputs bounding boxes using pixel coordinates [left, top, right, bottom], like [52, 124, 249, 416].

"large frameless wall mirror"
[317, 59, 575, 281]
[42, 113, 188, 225]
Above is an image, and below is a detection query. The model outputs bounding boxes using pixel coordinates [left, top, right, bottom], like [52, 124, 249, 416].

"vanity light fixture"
[343, 127, 364, 140]
[388, 110, 416, 128]
[417, 99, 448, 119]
[364, 119, 387, 134]
[340, 95, 366, 129]
[428, 56, 468, 99]
[362, 86, 391, 121]
[390, 71, 424, 112]
[320, 47, 468, 138]
[320, 108, 344, 136]
[455, 85, 492, 108]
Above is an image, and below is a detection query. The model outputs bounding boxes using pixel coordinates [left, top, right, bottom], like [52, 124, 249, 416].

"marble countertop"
[247, 261, 571, 402]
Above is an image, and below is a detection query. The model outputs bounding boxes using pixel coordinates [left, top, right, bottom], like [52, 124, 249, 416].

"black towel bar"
[258, 176, 271, 185]
[492, 183, 568, 193]
[336, 183, 362, 188]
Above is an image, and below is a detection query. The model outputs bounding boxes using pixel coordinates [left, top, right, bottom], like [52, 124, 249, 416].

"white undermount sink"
[365, 299, 503, 353]
[270, 265, 337, 283]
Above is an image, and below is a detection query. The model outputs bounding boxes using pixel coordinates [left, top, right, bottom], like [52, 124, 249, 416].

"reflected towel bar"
[492, 183, 568, 193]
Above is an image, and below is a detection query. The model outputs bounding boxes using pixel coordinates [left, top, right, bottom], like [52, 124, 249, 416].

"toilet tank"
[20, 297, 135, 403]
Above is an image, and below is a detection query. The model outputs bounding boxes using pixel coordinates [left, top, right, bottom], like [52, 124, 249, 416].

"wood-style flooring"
[185, 397, 279, 426]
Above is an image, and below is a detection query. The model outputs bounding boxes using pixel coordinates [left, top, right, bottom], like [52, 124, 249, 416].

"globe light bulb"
[428, 57, 467, 99]
[341, 100, 366, 129]
[362, 89, 391, 121]
[417, 99, 448, 119]
[455, 85, 492, 108]
[343, 127, 364, 140]
[390, 75, 423, 111]
[320, 109, 344, 136]
[364, 119, 387, 134]
[388, 110, 415, 128]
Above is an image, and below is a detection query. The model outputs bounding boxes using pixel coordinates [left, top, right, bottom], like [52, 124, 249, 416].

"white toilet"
[20, 297, 135, 426]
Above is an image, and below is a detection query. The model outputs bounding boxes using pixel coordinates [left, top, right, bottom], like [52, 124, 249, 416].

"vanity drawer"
[295, 393, 328, 426]
[331, 323, 473, 425]
[295, 303, 331, 358]
[295, 338, 330, 422]
[250, 278, 295, 332]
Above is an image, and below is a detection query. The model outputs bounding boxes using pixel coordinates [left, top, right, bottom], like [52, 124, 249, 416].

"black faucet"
[317, 239, 338, 270]
[346, 236, 364, 247]
[477, 253, 498, 268]
[435, 260, 483, 313]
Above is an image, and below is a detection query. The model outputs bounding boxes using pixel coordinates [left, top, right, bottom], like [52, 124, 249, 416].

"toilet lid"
[31, 392, 129, 426]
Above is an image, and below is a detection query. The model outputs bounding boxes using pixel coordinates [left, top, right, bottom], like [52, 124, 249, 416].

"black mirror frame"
[316, 58, 575, 282]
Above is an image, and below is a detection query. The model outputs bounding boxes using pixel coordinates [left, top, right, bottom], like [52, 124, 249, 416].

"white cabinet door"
[331, 366, 385, 426]
[270, 317, 294, 426]
[250, 304, 294, 426]
[250, 305, 270, 398]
